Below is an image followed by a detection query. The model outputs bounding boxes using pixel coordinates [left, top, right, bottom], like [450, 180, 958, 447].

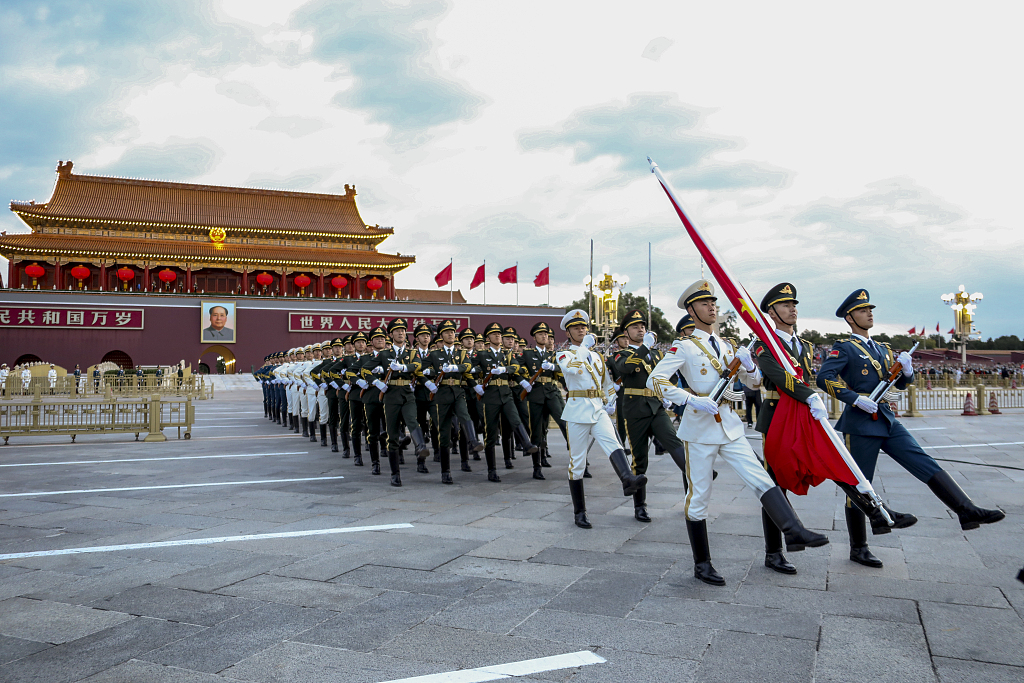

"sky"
[1, 0, 1021, 338]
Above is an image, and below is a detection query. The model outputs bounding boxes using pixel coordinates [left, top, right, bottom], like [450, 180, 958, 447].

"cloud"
[517, 92, 790, 190]
[255, 115, 328, 138]
[292, 0, 485, 147]
[641, 37, 674, 61]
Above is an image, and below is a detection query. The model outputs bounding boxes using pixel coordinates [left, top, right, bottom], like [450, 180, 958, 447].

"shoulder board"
[832, 339, 850, 345]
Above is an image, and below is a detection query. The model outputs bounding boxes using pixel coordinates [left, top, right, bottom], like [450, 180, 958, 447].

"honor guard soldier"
[354, 327, 390, 474]
[93, 365, 101, 392]
[73, 364, 82, 394]
[648, 280, 828, 586]
[611, 309, 693, 523]
[0, 363, 7, 397]
[421, 319, 483, 484]
[519, 322, 568, 475]
[557, 310, 646, 528]
[474, 322, 541, 482]
[346, 332, 371, 466]
[135, 366, 144, 388]
[459, 327, 484, 466]
[754, 283, 907, 575]
[308, 343, 328, 445]
[817, 289, 1004, 566]
[608, 327, 631, 451]
[371, 318, 431, 486]
[411, 323, 440, 460]
[328, 336, 352, 455]
[499, 326, 527, 467]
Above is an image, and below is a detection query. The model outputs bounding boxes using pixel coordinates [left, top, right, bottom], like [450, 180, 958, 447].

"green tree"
[564, 291, 675, 342]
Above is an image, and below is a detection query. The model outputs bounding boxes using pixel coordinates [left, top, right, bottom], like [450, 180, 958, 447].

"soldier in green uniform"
[411, 323, 440, 461]
[459, 327, 483, 465]
[499, 326, 525, 468]
[474, 322, 540, 482]
[608, 327, 630, 453]
[345, 332, 369, 465]
[322, 338, 346, 454]
[518, 322, 568, 478]
[354, 328, 388, 474]
[370, 318, 431, 486]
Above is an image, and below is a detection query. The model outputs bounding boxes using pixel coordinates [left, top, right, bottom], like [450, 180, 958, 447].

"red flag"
[936, 322, 940, 333]
[534, 267, 549, 287]
[907, 326, 916, 335]
[498, 265, 517, 284]
[649, 158, 869, 496]
[918, 325, 924, 337]
[470, 264, 485, 290]
[948, 328, 955, 335]
[434, 262, 452, 288]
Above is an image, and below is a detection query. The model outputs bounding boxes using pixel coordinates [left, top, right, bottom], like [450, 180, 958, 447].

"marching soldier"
[556, 310, 646, 528]
[370, 318, 431, 486]
[346, 332, 371, 466]
[817, 289, 1004, 566]
[754, 283, 910, 575]
[608, 328, 631, 451]
[411, 323, 440, 461]
[518, 322, 568, 479]
[648, 280, 828, 586]
[354, 328, 390, 474]
[328, 337, 352, 455]
[610, 309, 692, 523]
[460, 328, 484, 465]
[313, 340, 337, 447]
[474, 322, 540, 482]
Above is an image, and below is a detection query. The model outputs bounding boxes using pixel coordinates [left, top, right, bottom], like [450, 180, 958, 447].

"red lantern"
[158, 269, 176, 283]
[293, 273, 311, 296]
[366, 277, 383, 299]
[69, 264, 90, 290]
[256, 272, 273, 288]
[116, 267, 135, 291]
[331, 275, 348, 290]
[24, 263, 45, 289]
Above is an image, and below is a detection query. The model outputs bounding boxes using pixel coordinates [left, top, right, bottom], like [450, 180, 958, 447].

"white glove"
[442, 363, 459, 373]
[491, 366, 506, 375]
[520, 380, 533, 392]
[421, 368, 432, 376]
[373, 379, 387, 393]
[687, 396, 720, 415]
[604, 402, 616, 416]
[642, 331, 657, 348]
[342, 383, 351, 392]
[854, 396, 878, 414]
[474, 385, 485, 396]
[319, 383, 328, 391]
[663, 399, 673, 410]
[425, 380, 438, 393]
[806, 393, 828, 420]
[735, 347, 756, 372]
[370, 366, 383, 375]
[898, 351, 914, 377]
[389, 361, 407, 372]
[541, 361, 555, 371]
[470, 366, 479, 374]
[356, 379, 368, 390]
[329, 381, 339, 390]
[582, 334, 597, 349]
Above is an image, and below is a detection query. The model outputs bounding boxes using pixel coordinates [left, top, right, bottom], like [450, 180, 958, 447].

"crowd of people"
[254, 280, 1006, 586]
[0, 361, 189, 396]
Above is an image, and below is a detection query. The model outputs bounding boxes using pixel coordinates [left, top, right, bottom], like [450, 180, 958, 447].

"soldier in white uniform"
[21, 365, 32, 391]
[648, 279, 828, 585]
[297, 345, 316, 438]
[556, 309, 647, 529]
[278, 349, 300, 432]
[0, 363, 9, 397]
[47, 364, 57, 393]
[304, 343, 323, 442]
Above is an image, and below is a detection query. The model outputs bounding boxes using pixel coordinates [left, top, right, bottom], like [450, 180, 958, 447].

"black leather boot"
[301, 417, 309, 438]
[762, 509, 796, 574]
[440, 446, 452, 484]
[352, 434, 363, 466]
[846, 504, 883, 568]
[513, 423, 539, 455]
[341, 431, 350, 458]
[686, 519, 725, 585]
[485, 445, 501, 482]
[461, 419, 485, 454]
[531, 448, 545, 480]
[760, 487, 829, 551]
[583, 462, 592, 478]
[320, 424, 327, 447]
[608, 449, 647, 496]
[633, 485, 651, 522]
[667, 446, 689, 493]
[369, 441, 379, 475]
[293, 415, 300, 433]
[926, 470, 1005, 530]
[330, 424, 339, 453]
[388, 450, 402, 487]
[505, 454, 515, 469]
[409, 427, 430, 460]
[540, 446, 551, 468]
[569, 479, 591, 528]
[836, 481, 916, 534]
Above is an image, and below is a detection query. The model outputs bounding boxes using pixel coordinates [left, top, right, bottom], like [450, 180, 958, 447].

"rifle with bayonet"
[866, 341, 919, 421]
[705, 338, 758, 424]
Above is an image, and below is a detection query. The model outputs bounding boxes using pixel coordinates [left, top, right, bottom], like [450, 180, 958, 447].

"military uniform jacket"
[422, 345, 473, 403]
[518, 347, 563, 404]
[556, 344, 616, 424]
[411, 346, 434, 402]
[647, 329, 758, 445]
[816, 336, 911, 438]
[753, 333, 816, 435]
[610, 344, 664, 418]
[474, 347, 525, 405]
[354, 351, 386, 404]
[369, 346, 421, 405]
[343, 354, 367, 398]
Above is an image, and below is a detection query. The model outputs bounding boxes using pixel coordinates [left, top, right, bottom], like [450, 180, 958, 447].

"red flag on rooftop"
[470, 264, 485, 290]
[434, 262, 452, 288]
[907, 326, 916, 336]
[498, 265, 517, 284]
[534, 267, 549, 287]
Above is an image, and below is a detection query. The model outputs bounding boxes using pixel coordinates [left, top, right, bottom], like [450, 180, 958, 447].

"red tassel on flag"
[534, 267, 549, 287]
[434, 262, 452, 288]
[470, 264, 485, 290]
[498, 265, 517, 284]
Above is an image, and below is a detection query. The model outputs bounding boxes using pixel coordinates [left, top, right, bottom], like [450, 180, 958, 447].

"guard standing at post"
[817, 289, 1004, 567]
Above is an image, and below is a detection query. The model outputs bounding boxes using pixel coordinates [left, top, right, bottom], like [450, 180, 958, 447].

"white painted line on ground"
[0, 523, 413, 560]
[906, 427, 946, 431]
[194, 417, 270, 421]
[924, 441, 1024, 450]
[189, 425, 260, 429]
[197, 435, 300, 440]
[0, 452, 306, 468]
[0, 475, 345, 498]
[377, 651, 606, 683]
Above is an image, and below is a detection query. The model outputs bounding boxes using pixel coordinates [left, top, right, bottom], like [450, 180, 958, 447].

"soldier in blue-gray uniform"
[818, 289, 1004, 568]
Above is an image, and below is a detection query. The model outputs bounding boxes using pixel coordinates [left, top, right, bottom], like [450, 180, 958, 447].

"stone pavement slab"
[815, 614, 935, 683]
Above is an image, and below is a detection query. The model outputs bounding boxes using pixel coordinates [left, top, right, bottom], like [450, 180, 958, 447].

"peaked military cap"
[761, 283, 799, 313]
[369, 326, 387, 340]
[331, 338, 344, 347]
[561, 309, 590, 330]
[438, 319, 458, 334]
[620, 308, 646, 330]
[611, 325, 626, 343]
[836, 289, 875, 318]
[675, 314, 695, 336]
[678, 279, 717, 309]
[303, 344, 313, 351]
[387, 318, 408, 334]
[352, 331, 368, 343]
[517, 336, 528, 347]
[502, 326, 517, 338]
[459, 327, 477, 340]
[530, 321, 550, 336]
[475, 334, 484, 342]
[413, 323, 433, 337]
[483, 322, 503, 337]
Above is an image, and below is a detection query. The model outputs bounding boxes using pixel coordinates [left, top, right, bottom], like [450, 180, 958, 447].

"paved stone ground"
[1, 393, 1021, 682]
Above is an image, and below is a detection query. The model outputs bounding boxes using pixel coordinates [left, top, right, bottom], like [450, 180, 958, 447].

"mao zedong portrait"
[203, 304, 235, 342]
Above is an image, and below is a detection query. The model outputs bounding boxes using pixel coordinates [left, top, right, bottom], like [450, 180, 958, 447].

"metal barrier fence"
[821, 384, 1024, 418]
[915, 375, 1021, 389]
[1, 376, 211, 401]
[0, 394, 194, 444]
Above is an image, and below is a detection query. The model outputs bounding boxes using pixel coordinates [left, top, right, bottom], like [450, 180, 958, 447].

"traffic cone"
[926, 378, 933, 390]
[1013, 378, 1018, 389]
[988, 391, 1001, 415]
[961, 391, 978, 416]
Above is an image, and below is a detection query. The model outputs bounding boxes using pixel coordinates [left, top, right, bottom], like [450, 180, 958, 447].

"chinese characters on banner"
[288, 313, 470, 334]
[0, 307, 144, 329]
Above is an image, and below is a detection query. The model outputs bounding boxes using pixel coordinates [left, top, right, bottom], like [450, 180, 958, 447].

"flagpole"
[547, 263, 550, 306]
[515, 261, 519, 306]
[589, 240, 594, 323]
[483, 260, 486, 305]
[647, 242, 652, 331]
[449, 258, 453, 305]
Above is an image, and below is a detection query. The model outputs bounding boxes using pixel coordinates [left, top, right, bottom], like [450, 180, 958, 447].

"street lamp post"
[583, 265, 629, 341]
[940, 285, 983, 367]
